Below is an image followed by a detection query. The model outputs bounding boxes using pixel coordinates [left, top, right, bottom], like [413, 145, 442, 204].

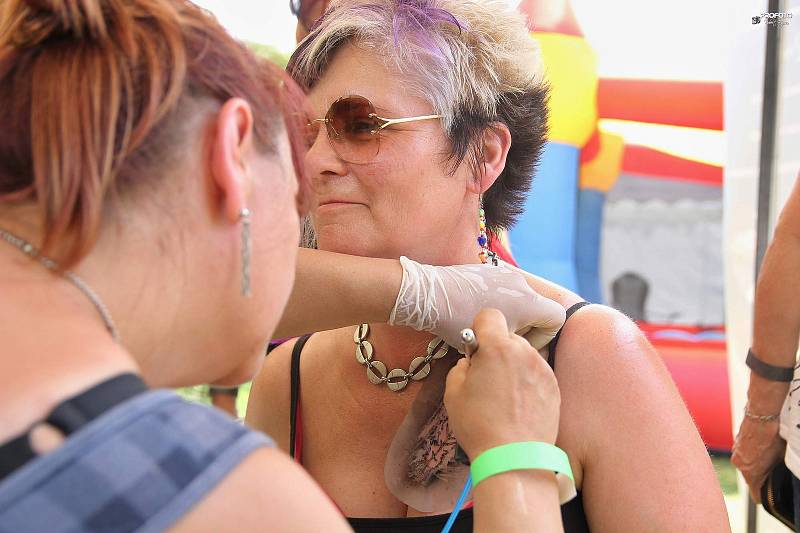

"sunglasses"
[306, 95, 442, 164]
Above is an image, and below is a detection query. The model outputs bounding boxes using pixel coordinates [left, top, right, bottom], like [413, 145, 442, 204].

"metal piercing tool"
[455, 328, 479, 466]
[460, 328, 478, 357]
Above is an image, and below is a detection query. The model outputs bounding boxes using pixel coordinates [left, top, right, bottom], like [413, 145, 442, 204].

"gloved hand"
[389, 256, 566, 350]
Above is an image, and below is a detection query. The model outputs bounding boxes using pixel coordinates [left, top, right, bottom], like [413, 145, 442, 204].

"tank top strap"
[289, 334, 313, 460]
[547, 302, 591, 371]
[0, 373, 146, 481]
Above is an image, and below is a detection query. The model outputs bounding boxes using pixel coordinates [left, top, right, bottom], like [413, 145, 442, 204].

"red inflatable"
[639, 323, 732, 452]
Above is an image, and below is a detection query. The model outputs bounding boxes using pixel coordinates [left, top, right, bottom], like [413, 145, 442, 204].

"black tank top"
[288, 302, 592, 532]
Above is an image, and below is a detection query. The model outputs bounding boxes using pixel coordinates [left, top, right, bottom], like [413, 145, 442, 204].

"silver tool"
[460, 328, 478, 357]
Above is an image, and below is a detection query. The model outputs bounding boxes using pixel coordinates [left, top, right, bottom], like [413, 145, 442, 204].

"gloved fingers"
[515, 297, 566, 350]
[525, 292, 567, 330]
[491, 261, 565, 348]
[522, 327, 561, 351]
[392, 257, 566, 352]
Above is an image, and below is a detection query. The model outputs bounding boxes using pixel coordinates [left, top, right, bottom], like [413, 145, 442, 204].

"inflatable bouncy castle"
[506, 0, 731, 451]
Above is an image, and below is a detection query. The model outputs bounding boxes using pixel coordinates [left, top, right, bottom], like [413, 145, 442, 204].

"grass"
[176, 381, 253, 419]
[711, 455, 739, 495]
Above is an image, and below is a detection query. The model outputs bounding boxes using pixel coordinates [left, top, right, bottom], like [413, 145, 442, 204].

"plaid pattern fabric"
[0, 390, 272, 533]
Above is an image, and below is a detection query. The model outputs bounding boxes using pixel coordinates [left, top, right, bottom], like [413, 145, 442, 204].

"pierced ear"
[476, 122, 512, 194]
[210, 98, 255, 222]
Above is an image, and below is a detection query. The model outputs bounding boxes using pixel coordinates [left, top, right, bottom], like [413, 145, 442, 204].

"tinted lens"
[303, 119, 320, 150]
[326, 96, 381, 163]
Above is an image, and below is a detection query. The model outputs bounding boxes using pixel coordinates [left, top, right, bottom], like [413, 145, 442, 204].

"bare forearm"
[749, 178, 800, 408]
[473, 471, 563, 533]
[274, 248, 402, 339]
[752, 230, 800, 365]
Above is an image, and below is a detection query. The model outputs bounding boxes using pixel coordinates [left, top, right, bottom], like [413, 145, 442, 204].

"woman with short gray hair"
[248, 1, 730, 531]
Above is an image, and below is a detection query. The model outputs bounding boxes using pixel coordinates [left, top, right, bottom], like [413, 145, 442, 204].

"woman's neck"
[363, 219, 485, 369]
[400, 198, 486, 267]
[0, 253, 139, 442]
[362, 323, 436, 373]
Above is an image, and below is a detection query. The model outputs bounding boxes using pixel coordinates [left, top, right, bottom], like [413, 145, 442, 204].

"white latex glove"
[389, 256, 566, 350]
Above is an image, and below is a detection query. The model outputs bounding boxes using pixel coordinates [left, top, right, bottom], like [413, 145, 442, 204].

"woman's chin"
[317, 234, 372, 257]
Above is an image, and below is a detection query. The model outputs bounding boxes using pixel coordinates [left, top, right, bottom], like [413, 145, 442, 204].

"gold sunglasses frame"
[307, 96, 442, 162]
[310, 112, 442, 136]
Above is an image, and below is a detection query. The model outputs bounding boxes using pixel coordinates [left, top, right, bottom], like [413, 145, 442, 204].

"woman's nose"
[306, 123, 348, 183]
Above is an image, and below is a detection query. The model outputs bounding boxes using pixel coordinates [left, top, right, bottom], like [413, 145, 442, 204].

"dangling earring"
[477, 196, 497, 265]
[240, 207, 252, 297]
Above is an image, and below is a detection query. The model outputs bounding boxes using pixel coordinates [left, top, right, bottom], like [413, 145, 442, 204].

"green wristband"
[470, 441, 574, 487]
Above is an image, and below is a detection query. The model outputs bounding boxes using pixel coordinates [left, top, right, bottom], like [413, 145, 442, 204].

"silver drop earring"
[240, 208, 252, 297]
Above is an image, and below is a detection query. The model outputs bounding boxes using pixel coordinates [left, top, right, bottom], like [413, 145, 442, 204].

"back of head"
[290, 0, 549, 233]
[0, 0, 308, 267]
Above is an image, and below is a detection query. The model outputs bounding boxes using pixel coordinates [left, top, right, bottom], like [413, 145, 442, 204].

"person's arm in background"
[274, 250, 566, 350]
[733, 174, 800, 501]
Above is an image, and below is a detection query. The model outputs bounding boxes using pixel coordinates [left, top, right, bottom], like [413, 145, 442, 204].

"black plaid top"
[0, 390, 272, 532]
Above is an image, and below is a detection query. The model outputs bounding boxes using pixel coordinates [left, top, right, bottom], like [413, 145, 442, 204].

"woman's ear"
[210, 98, 255, 222]
[466, 123, 512, 194]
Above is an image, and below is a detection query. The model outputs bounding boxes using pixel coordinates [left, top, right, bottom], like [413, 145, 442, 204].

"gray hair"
[290, 0, 550, 236]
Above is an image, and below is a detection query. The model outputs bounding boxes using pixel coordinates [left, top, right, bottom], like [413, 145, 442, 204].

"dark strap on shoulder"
[44, 373, 147, 434]
[289, 334, 313, 458]
[0, 373, 147, 481]
[547, 302, 591, 371]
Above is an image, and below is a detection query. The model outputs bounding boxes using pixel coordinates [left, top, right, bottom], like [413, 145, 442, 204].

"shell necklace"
[354, 323, 450, 392]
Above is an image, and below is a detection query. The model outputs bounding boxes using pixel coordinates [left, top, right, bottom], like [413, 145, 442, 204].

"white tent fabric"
[602, 198, 724, 325]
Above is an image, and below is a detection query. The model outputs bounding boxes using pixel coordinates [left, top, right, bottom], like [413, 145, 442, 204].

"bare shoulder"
[556, 303, 656, 367]
[245, 339, 299, 452]
[170, 446, 350, 532]
[507, 264, 661, 379]
[551, 304, 677, 444]
[551, 304, 730, 529]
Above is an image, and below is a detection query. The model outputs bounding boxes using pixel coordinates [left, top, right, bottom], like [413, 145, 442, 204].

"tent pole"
[748, 0, 783, 531]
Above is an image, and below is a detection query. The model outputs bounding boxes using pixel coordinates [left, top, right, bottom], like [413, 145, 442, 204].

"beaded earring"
[477, 197, 498, 266]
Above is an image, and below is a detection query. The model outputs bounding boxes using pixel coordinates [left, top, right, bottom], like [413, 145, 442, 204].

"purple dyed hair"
[391, 0, 463, 56]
